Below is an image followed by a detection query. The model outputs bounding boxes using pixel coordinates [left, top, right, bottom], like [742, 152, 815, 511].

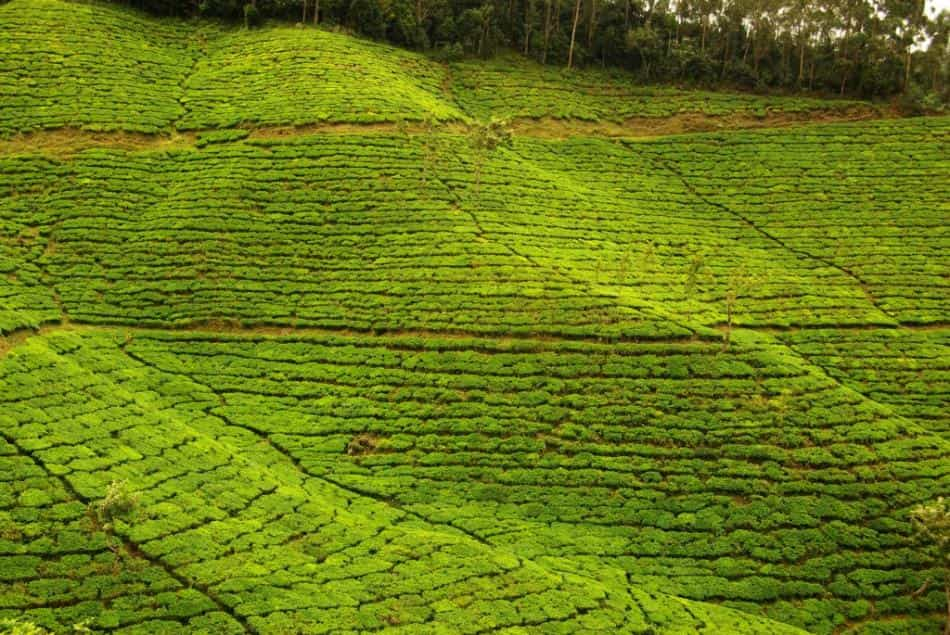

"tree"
[626, 25, 662, 78]
[111, 0, 950, 103]
[567, 0, 582, 68]
[722, 266, 757, 350]
[911, 498, 950, 635]
[468, 118, 512, 195]
[683, 252, 707, 321]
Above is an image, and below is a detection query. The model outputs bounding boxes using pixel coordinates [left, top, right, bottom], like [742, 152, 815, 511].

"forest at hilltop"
[97, 0, 950, 105]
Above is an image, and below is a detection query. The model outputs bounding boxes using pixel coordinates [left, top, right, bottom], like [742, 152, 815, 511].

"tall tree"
[567, 0, 582, 67]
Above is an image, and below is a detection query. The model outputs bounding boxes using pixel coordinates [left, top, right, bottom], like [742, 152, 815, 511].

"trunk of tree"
[541, 0, 552, 63]
[302, 0, 307, 23]
[701, 15, 708, 53]
[798, 34, 806, 87]
[313, 0, 319, 23]
[840, 36, 852, 96]
[623, 0, 629, 31]
[586, 0, 596, 48]
[943, 580, 950, 635]
[904, 48, 912, 92]
[944, 580, 949, 635]
[724, 303, 733, 350]
[524, 0, 532, 55]
[721, 33, 729, 79]
[567, 0, 581, 69]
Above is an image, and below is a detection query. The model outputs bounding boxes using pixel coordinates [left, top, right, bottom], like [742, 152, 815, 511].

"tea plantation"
[449, 55, 875, 124]
[1, 0, 948, 634]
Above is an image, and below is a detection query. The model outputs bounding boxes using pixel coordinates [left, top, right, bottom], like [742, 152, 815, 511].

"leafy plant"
[87, 479, 140, 533]
[911, 498, 950, 635]
[468, 117, 512, 195]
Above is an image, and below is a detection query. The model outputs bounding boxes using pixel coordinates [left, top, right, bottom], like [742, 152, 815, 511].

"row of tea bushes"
[450, 55, 872, 123]
[635, 117, 950, 326]
[0, 329, 807, 634]
[123, 327, 949, 634]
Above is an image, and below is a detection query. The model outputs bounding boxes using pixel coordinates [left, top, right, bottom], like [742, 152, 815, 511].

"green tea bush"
[0, 331, 810, 634]
[450, 54, 874, 122]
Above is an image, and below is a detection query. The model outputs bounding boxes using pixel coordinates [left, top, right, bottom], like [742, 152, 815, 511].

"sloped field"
[2, 118, 945, 337]
[177, 28, 463, 129]
[638, 121, 950, 324]
[1, 118, 948, 634]
[0, 0, 204, 136]
[0, 329, 812, 634]
[0, 0, 883, 138]
[1, 1, 949, 633]
[779, 329, 950, 439]
[449, 55, 874, 123]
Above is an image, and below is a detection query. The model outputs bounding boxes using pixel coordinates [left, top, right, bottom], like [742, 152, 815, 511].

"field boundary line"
[0, 426, 257, 634]
[4, 319, 947, 361]
[0, 111, 912, 155]
[643, 149, 900, 324]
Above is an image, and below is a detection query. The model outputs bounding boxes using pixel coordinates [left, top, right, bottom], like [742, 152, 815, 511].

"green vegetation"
[177, 26, 463, 129]
[108, 0, 950, 105]
[0, 0, 204, 136]
[0, 330, 812, 634]
[778, 329, 949, 439]
[2, 118, 945, 338]
[637, 119, 950, 324]
[451, 55, 874, 122]
[1, 1, 949, 633]
[0, 0, 902, 139]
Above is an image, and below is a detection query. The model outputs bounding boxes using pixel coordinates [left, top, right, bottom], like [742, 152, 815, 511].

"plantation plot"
[0, 155, 66, 333]
[636, 117, 950, 325]
[6, 120, 946, 337]
[0, 329, 809, 634]
[0, 432, 244, 633]
[0, 0, 463, 139]
[116, 328, 949, 635]
[177, 28, 464, 129]
[0, 135, 686, 339]
[780, 328, 950, 438]
[0, 0, 204, 137]
[450, 55, 873, 124]
[461, 135, 895, 329]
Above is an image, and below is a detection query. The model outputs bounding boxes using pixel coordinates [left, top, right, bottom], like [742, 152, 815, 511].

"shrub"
[87, 479, 139, 533]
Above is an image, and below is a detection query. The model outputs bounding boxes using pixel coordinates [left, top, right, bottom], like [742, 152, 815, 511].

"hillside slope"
[0, 329, 811, 634]
[0, 0, 882, 137]
[1, 2, 948, 634]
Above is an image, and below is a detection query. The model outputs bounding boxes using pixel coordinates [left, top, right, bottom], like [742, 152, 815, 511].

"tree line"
[121, 0, 948, 104]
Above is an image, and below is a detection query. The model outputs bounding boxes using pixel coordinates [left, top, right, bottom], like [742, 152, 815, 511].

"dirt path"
[0, 107, 899, 155]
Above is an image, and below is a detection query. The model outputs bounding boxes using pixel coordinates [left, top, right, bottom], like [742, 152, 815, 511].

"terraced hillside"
[1, 1, 948, 634]
[449, 55, 875, 126]
[0, 0, 880, 138]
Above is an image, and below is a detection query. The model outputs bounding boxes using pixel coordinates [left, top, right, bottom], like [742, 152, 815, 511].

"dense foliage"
[0, 0, 890, 137]
[0, 330, 814, 633]
[1, 117, 947, 340]
[110, 0, 950, 103]
[1, 2, 949, 632]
